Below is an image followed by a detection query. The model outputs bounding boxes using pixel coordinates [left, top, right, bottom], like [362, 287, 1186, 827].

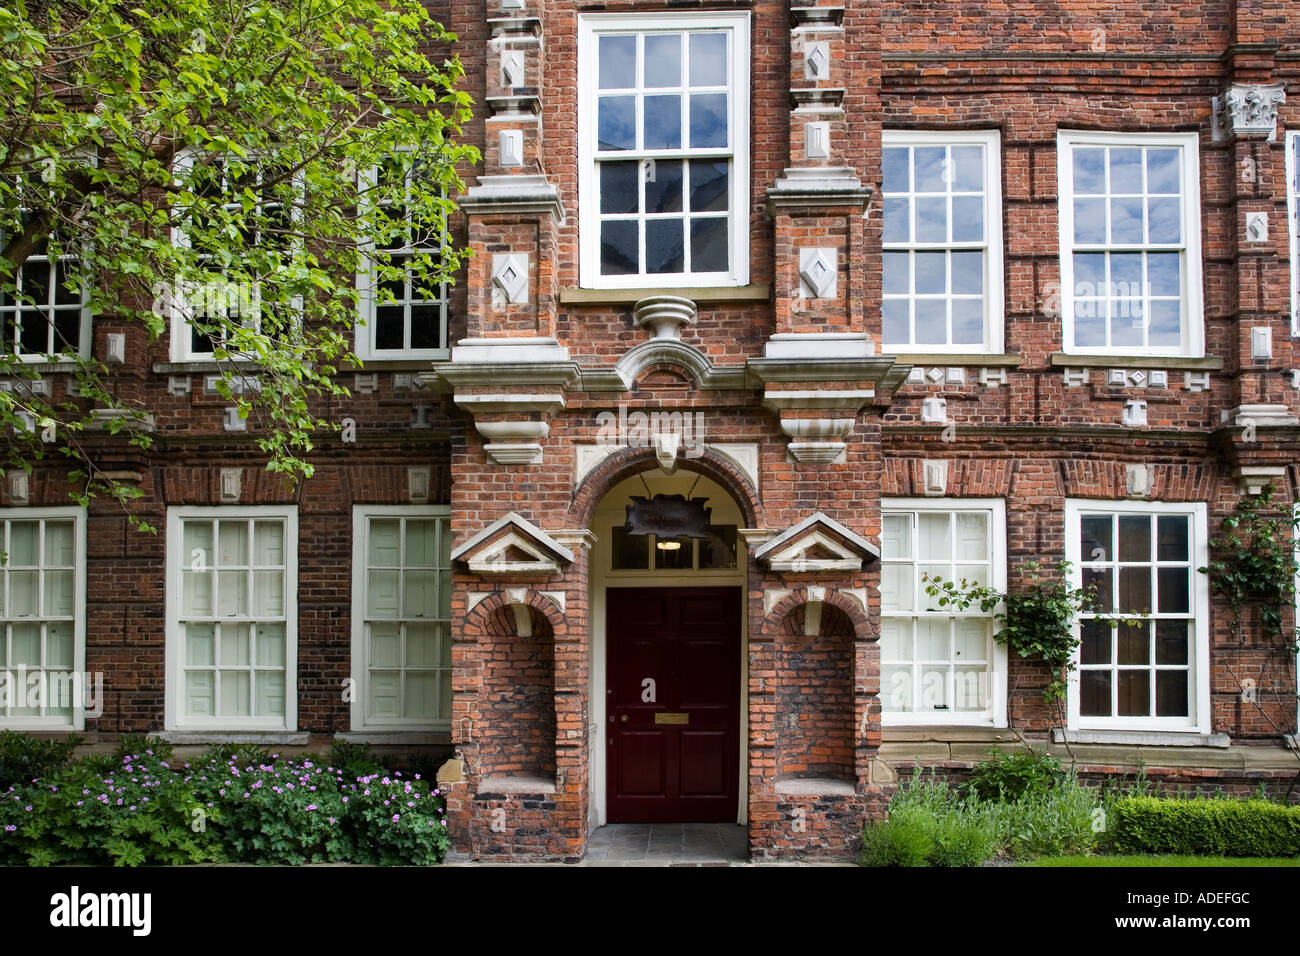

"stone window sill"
[773, 777, 856, 796]
[157, 731, 310, 745]
[333, 731, 451, 746]
[1052, 728, 1229, 748]
[559, 284, 770, 306]
[1049, 353, 1224, 371]
[888, 353, 1021, 367]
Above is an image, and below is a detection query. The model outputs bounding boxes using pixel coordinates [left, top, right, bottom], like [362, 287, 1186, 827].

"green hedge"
[1112, 797, 1300, 857]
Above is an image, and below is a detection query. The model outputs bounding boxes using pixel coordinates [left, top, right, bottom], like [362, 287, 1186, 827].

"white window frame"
[880, 497, 1008, 727]
[0, 507, 87, 730]
[168, 149, 304, 362]
[1064, 498, 1209, 734]
[164, 505, 298, 732]
[350, 506, 452, 731]
[1286, 129, 1299, 335]
[880, 129, 1005, 353]
[1057, 130, 1204, 357]
[577, 11, 750, 289]
[355, 157, 450, 361]
[0, 159, 94, 361]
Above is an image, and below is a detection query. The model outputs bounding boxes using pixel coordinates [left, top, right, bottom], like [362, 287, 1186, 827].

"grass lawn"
[1020, 855, 1299, 867]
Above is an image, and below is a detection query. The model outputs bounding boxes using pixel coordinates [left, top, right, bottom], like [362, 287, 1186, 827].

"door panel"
[606, 586, 741, 822]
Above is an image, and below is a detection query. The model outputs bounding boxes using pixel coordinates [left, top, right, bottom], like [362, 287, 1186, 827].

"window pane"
[1109, 197, 1143, 244]
[611, 527, 648, 570]
[1073, 198, 1106, 243]
[914, 147, 946, 191]
[954, 513, 988, 561]
[1074, 252, 1106, 289]
[880, 564, 913, 612]
[1073, 149, 1105, 194]
[883, 252, 908, 294]
[1117, 623, 1149, 665]
[9, 522, 38, 565]
[918, 619, 950, 661]
[1080, 619, 1110, 664]
[917, 513, 951, 561]
[882, 299, 908, 344]
[954, 667, 986, 711]
[643, 95, 682, 150]
[406, 623, 437, 666]
[915, 299, 946, 344]
[882, 197, 909, 243]
[883, 148, 909, 193]
[1083, 567, 1112, 612]
[598, 35, 636, 88]
[698, 525, 737, 569]
[1080, 670, 1111, 716]
[44, 522, 74, 566]
[1147, 196, 1181, 243]
[1147, 253, 1181, 296]
[1157, 567, 1189, 614]
[882, 665, 912, 711]
[951, 251, 983, 294]
[1081, 515, 1112, 561]
[645, 161, 684, 213]
[185, 671, 215, 717]
[952, 299, 983, 345]
[597, 96, 636, 150]
[405, 520, 436, 568]
[646, 218, 684, 273]
[644, 34, 681, 88]
[951, 196, 983, 241]
[255, 671, 285, 717]
[654, 536, 691, 569]
[1146, 149, 1180, 194]
[881, 514, 911, 559]
[220, 671, 250, 717]
[689, 33, 727, 87]
[402, 570, 435, 618]
[218, 521, 248, 567]
[46, 623, 73, 668]
[404, 672, 437, 719]
[688, 93, 727, 148]
[953, 618, 985, 659]
[881, 618, 911, 661]
[688, 160, 728, 212]
[600, 162, 639, 214]
[1109, 148, 1143, 192]
[920, 666, 949, 711]
[951, 145, 983, 191]
[368, 569, 400, 618]
[256, 624, 285, 667]
[1117, 515, 1150, 562]
[371, 623, 400, 667]
[1148, 300, 1181, 347]
[1155, 670, 1188, 717]
[1118, 567, 1151, 614]
[1155, 619, 1188, 665]
[1117, 670, 1149, 716]
[914, 197, 947, 243]
[914, 252, 945, 294]
[600, 220, 638, 275]
[44, 570, 73, 616]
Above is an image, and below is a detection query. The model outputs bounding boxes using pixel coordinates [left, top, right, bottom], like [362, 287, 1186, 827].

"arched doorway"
[586, 465, 749, 829]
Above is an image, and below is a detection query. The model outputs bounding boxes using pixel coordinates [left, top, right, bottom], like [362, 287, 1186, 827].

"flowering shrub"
[0, 749, 449, 867]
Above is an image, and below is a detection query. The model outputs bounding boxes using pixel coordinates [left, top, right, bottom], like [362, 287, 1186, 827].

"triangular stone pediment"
[755, 512, 879, 573]
[451, 512, 574, 576]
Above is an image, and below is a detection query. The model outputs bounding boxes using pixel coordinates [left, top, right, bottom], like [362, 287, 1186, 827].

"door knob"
[619, 714, 629, 723]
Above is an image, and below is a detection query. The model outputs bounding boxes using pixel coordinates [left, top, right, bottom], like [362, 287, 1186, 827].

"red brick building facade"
[10, 1, 1300, 862]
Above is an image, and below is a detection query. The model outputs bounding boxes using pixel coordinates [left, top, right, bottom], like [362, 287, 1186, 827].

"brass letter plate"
[654, 712, 689, 725]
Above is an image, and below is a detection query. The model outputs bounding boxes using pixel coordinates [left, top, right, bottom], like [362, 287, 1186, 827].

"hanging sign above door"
[625, 495, 712, 539]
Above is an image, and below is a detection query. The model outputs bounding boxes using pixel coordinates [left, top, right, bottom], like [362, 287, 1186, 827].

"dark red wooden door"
[606, 586, 741, 823]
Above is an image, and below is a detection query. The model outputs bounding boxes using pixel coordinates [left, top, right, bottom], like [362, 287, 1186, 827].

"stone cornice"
[459, 173, 565, 223]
